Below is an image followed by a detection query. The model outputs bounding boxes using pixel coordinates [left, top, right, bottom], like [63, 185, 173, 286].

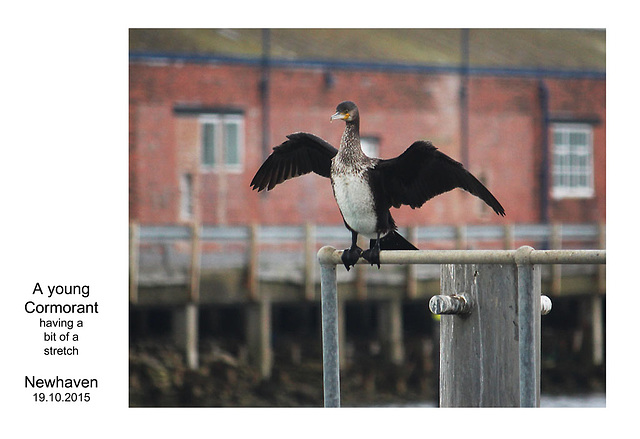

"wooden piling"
[406, 226, 418, 299]
[304, 222, 316, 300]
[246, 296, 273, 378]
[378, 298, 405, 365]
[355, 235, 367, 300]
[591, 294, 604, 366]
[248, 223, 260, 300]
[173, 303, 199, 370]
[503, 223, 515, 249]
[455, 224, 467, 249]
[338, 298, 347, 371]
[593, 222, 606, 366]
[550, 223, 562, 294]
[598, 222, 606, 295]
[189, 222, 202, 303]
[129, 221, 139, 304]
[439, 263, 541, 407]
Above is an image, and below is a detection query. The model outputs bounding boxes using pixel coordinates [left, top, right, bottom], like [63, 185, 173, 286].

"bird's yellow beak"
[330, 111, 348, 122]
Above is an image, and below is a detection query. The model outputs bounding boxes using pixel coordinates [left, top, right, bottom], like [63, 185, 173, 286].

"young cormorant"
[250, 101, 505, 270]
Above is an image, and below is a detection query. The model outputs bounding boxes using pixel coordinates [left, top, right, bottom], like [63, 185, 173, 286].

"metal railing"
[317, 245, 606, 408]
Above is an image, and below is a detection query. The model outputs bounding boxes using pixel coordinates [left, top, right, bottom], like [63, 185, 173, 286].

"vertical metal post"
[515, 246, 541, 407]
[318, 246, 340, 407]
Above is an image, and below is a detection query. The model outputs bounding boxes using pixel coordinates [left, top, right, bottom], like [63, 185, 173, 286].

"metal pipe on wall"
[538, 79, 550, 224]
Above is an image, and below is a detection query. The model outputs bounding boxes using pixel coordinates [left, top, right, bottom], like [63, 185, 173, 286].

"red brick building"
[129, 30, 605, 229]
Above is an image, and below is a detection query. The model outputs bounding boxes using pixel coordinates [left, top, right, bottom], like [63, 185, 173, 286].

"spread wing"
[250, 132, 338, 192]
[372, 140, 505, 216]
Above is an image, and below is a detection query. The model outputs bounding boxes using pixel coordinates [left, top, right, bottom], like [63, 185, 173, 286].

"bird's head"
[330, 101, 359, 123]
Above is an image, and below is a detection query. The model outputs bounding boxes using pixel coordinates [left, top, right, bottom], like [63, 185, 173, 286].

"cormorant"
[250, 101, 505, 270]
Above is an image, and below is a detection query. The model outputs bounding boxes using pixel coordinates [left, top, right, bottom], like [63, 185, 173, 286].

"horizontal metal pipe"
[430, 293, 553, 316]
[429, 293, 473, 315]
[317, 246, 605, 266]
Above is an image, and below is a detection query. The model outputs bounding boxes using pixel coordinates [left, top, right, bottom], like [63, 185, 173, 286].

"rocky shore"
[130, 333, 604, 407]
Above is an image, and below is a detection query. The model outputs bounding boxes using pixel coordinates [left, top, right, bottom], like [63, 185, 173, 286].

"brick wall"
[130, 60, 605, 227]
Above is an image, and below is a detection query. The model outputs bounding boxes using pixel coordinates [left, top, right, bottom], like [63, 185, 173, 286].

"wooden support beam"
[189, 222, 202, 303]
[173, 303, 199, 370]
[455, 224, 467, 250]
[355, 235, 367, 300]
[248, 223, 260, 300]
[598, 222, 606, 295]
[304, 222, 316, 301]
[406, 226, 418, 299]
[503, 223, 515, 249]
[246, 297, 272, 378]
[129, 221, 139, 304]
[378, 298, 405, 365]
[550, 223, 562, 295]
[591, 294, 604, 366]
[338, 298, 347, 371]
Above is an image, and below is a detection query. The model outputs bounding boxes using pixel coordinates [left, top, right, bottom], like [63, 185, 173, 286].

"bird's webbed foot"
[362, 240, 381, 269]
[341, 245, 363, 271]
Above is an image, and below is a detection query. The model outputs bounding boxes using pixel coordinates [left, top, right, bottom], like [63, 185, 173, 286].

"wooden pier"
[129, 222, 606, 380]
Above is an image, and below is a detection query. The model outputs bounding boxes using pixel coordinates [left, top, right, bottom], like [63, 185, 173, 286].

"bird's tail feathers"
[374, 230, 418, 251]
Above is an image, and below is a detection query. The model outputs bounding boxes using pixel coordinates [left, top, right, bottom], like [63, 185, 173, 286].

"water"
[389, 393, 605, 408]
[540, 393, 605, 408]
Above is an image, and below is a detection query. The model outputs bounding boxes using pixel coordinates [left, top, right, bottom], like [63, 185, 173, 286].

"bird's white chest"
[332, 172, 378, 237]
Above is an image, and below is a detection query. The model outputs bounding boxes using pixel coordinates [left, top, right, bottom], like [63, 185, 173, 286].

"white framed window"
[551, 123, 594, 199]
[200, 114, 244, 172]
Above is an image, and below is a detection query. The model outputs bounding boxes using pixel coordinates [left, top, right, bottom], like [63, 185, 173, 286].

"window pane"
[202, 123, 216, 166]
[570, 131, 584, 146]
[553, 131, 563, 146]
[224, 122, 239, 165]
[551, 123, 594, 198]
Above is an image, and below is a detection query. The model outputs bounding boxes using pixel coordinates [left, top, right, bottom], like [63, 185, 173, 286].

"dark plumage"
[251, 101, 505, 270]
